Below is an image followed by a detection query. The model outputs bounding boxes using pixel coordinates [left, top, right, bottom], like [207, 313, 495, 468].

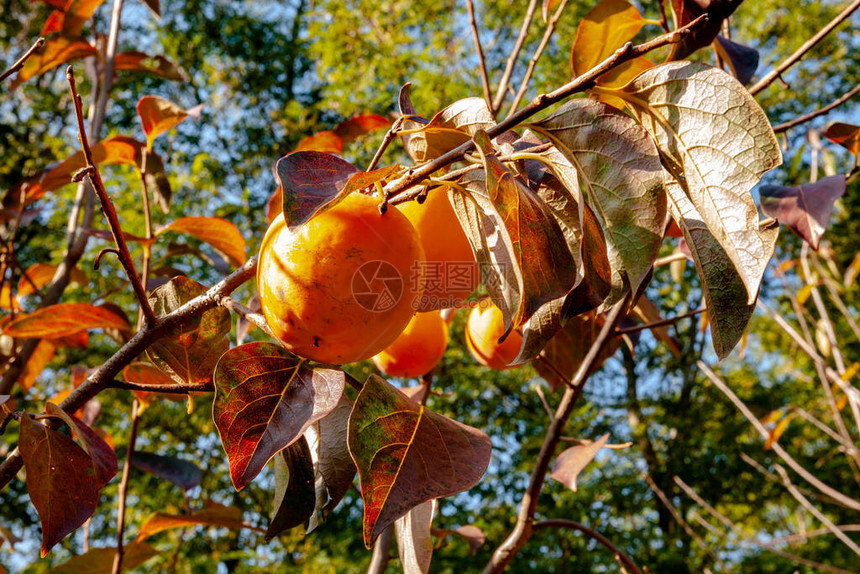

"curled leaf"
[550, 433, 611, 491]
[760, 175, 846, 250]
[273, 151, 360, 228]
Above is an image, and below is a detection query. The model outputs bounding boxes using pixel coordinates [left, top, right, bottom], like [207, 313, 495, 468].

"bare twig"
[67, 68, 156, 325]
[801, 244, 847, 374]
[615, 308, 705, 335]
[466, 0, 493, 114]
[749, 0, 860, 95]
[483, 297, 629, 573]
[112, 399, 141, 574]
[653, 251, 688, 267]
[698, 361, 860, 512]
[219, 296, 277, 340]
[532, 519, 642, 574]
[765, 524, 860, 546]
[366, 117, 404, 172]
[772, 83, 860, 133]
[107, 380, 213, 393]
[491, 0, 539, 114]
[137, 147, 154, 331]
[0, 37, 45, 84]
[506, 0, 571, 117]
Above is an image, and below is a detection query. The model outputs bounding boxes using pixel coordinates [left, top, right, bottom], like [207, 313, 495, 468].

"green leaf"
[266, 438, 316, 540]
[213, 342, 346, 490]
[348, 375, 491, 547]
[619, 61, 781, 303]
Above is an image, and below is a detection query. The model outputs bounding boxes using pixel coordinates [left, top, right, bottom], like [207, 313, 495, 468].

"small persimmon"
[465, 302, 523, 370]
[372, 310, 449, 378]
[397, 189, 478, 310]
[257, 193, 425, 365]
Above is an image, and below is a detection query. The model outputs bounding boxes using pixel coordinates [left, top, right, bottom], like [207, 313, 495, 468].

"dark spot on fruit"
[313, 337, 320, 347]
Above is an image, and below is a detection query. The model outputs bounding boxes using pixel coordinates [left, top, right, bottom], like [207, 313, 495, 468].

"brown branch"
[107, 380, 214, 394]
[532, 519, 642, 574]
[137, 147, 154, 331]
[382, 14, 710, 205]
[0, 256, 258, 491]
[505, 0, 571, 118]
[772, 83, 860, 133]
[219, 296, 277, 340]
[67, 68, 156, 325]
[112, 399, 141, 574]
[491, 0, 539, 114]
[366, 117, 404, 173]
[615, 307, 705, 335]
[765, 524, 860, 546]
[482, 296, 629, 573]
[749, 0, 860, 95]
[0, 37, 45, 84]
[466, 0, 493, 114]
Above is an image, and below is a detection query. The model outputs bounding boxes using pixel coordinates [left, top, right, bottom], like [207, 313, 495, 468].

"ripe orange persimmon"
[257, 193, 425, 365]
[372, 310, 449, 378]
[397, 190, 478, 310]
[465, 302, 523, 370]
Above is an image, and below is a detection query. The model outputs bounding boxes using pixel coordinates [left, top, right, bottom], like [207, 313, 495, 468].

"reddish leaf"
[266, 438, 315, 539]
[17, 263, 87, 298]
[146, 277, 231, 385]
[41, 10, 65, 35]
[140, 0, 160, 17]
[49, 542, 159, 574]
[0, 286, 19, 311]
[823, 122, 860, 158]
[44, 403, 117, 489]
[132, 451, 202, 491]
[3, 303, 129, 338]
[668, 0, 742, 61]
[43, 0, 106, 37]
[113, 51, 185, 81]
[18, 414, 100, 557]
[333, 114, 391, 142]
[760, 175, 846, 250]
[272, 151, 359, 228]
[136, 95, 203, 150]
[17, 340, 56, 391]
[348, 375, 491, 547]
[432, 525, 485, 555]
[295, 131, 344, 154]
[266, 189, 282, 225]
[136, 502, 253, 542]
[765, 412, 795, 450]
[550, 433, 610, 491]
[714, 36, 759, 86]
[213, 342, 346, 490]
[157, 216, 246, 267]
[10, 36, 97, 87]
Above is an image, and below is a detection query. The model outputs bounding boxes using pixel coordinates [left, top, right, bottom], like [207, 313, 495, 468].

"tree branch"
[615, 307, 705, 335]
[531, 519, 642, 574]
[0, 37, 45, 84]
[112, 399, 141, 574]
[491, 0, 539, 114]
[772, 83, 860, 133]
[749, 0, 860, 95]
[466, 0, 493, 114]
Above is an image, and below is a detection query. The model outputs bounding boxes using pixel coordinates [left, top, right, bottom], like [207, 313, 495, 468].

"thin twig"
[773, 464, 860, 557]
[0, 37, 45, 84]
[772, 83, 860, 133]
[698, 361, 860, 512]
[653, 251, 688, 267]
[615, 307, 705, 335]
[765, 524, 860, 546]
[107, 380, 214, 393]
[532, 519, 642, 574]
[219, 296, 277, 340]
[366, 117, 404, 172]
[491, 0, 539, 114]
[67, 68, 156, 325]
[801, 244, 846, 374]
[466, 0, 493, 114]
[112, 399, 141, 574]
[137, 147, 153, 331]
[483, 297, 629, 574]
[506, 0, 571, 118]
[749, 0, 860, 95]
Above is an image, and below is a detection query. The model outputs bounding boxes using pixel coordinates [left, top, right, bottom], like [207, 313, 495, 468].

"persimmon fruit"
[465, 302, 523, 370]
[372, 310, 449, 378]
[257, 192, 425, 365]
[396, 189, 478, 310]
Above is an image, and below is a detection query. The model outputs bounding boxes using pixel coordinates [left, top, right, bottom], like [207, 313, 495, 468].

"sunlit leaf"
[213, 342, 346, 490]
[273, 151, 360, 228]
[49, 542, 159, 574]
[122, 362, 186, 407]
[146, 277, 231, 384]
[136, 96, 203, 150]
[157, 216, 246, 267]
[620, 62, 781, 303]
[113, 51, 185, 81]
[16, 340, 56, 391]
[3, 303, 129, 338]
[295, 131, 344, 154]
[395, 499, 436, 574]
[764, 412, 795, 450]
[403, 96, 495, 162]
[132, 451, 203, 491]
[266, 438, 315, 540]
[334, 114, 391, 142]
[714, 36, 759, 86]
[136, 502, 254, 542]
[18, 414, 100, 557]
[431, 525, 485, 555]
[823, 122, 860, 158]
[11, 37, 97, 87]
[348, 375, 492, 547]
[550, 433, 610, 491]
[760, 175, 846, 250]
[44, 403, 117, 489]
[16, 263, 87, 299]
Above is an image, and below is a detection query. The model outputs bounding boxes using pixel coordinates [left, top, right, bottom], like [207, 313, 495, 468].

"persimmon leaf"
[823, 122, 860, 158]
[18, 414, 100, 557]
[550, 433, 610, 491]
[136, 96, 202, 150]
[348, 375, 491, 547]
[266, 437, 315, 540]
[273, 151, 360, 228]
[157, 216, 246, 267]
[136, 502, 254, 542]
[714, 36, 759, 86]
[334, 114, 391, 142]
[395, 499, 436, 574]
[17, 340, 56, 391]
[213, 342, 346, 491]
[132, 451, 203, 491]
[146, 277, 231, 385]
[122, 362, 187, 407]
[432, 525, 485, 555]
[49, 542, 159, 574]
[760, 175, 846, 250]
[113, 52, 185, 81]
[2, 303, 129, 338]
[295, 131, 344, 154]
[16, 263, 87, 298]
[403, 97, 495, 163]
[620, 62, 781, 303]
[11, 37, 98, 87]
[43, 403, 117, 489]
[668, 0, 742, 61]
